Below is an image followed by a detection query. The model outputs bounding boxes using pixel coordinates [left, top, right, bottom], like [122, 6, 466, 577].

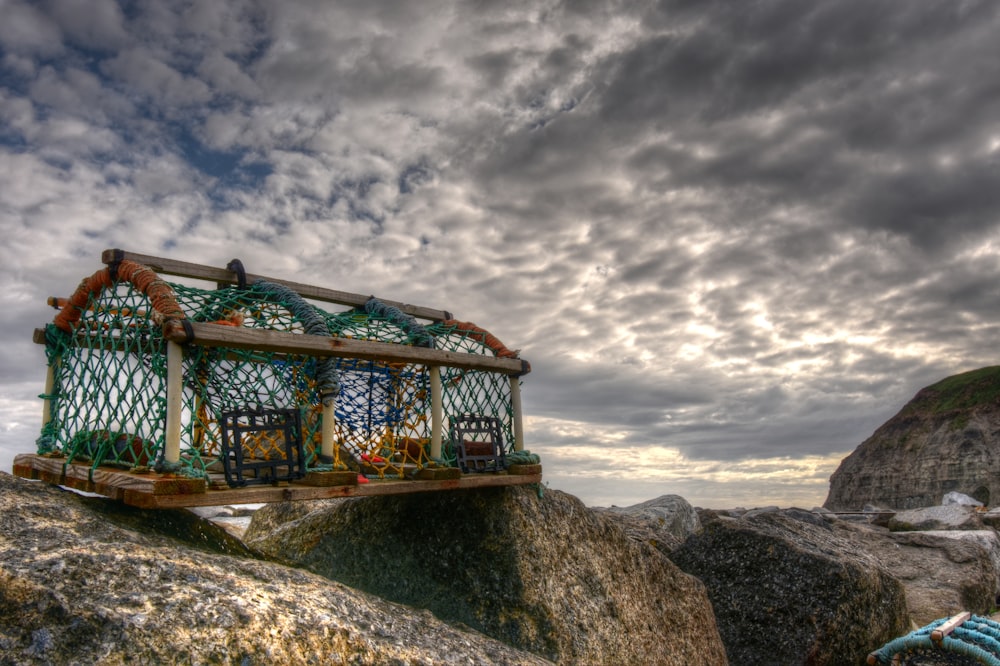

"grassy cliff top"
[902, 366, 1000, 417]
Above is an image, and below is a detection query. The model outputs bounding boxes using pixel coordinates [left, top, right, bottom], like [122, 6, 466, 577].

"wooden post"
[509, 376, 524, 451]
[430, 366, 443, 460]
[42, 359, 58, 427]
[164, 340, 183, 464]
[321, 399, 336, 460]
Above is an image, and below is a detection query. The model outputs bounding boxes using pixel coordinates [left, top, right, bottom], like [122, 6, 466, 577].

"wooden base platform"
[12, 453, 543, 510]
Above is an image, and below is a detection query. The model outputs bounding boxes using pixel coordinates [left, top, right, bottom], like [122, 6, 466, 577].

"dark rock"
[245, 486, 728, 665]
[743, 505, 781, 518]
[825, 367, 1000, 511]
[0, 473, 554, 665]
[670, 509, 909, 666]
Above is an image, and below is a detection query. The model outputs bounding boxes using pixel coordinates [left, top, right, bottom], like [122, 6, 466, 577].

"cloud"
[2, 0, 1000, 508]
[46, 0, 129, 52]
[0, 1, 64, 58]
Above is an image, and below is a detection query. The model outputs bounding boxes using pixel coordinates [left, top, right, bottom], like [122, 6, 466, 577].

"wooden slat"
[130, 472, 543, 509]
[102, 249, 451, 322]
[14, 454, 206, 496]
[13, 454, 541, 510]
[163, 320, 530, 376]
[931, 611, 971, 643]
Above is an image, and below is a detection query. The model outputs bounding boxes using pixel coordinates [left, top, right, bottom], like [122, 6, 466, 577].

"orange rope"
[52, 259, 186, 332]
[116, 260, 186, 321]
[441, 319, 520, 358]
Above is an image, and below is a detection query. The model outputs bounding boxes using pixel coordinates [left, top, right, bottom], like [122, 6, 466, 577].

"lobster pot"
[35, 253, 531, 483]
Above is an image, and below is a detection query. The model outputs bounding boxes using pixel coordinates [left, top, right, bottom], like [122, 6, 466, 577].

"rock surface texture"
[670, 509, 910, 666]
[865, 529, 1000, 626]
[591, 494, 701, 554]
[0, 473, 556, 665]
[244, 486, 728, 665]
[825, 366, 1000, 511]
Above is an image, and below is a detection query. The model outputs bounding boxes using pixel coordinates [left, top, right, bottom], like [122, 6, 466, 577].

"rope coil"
[869, 614, 1000, 665]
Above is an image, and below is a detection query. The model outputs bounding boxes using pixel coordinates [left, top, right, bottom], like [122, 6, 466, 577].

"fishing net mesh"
[37, 263, 522, 481]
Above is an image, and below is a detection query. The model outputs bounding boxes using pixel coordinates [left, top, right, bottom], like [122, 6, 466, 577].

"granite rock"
[591, 493, 700, 554]
[0, 473, 553, 665]
[245, 486, 728, 665]
[670, 509, 909, 666]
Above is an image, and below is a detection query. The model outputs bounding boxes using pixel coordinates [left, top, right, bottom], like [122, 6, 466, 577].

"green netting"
[36, 264, 528, 483]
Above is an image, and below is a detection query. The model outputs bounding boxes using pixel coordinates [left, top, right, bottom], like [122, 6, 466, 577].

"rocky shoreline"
[7, 472, 999, 665]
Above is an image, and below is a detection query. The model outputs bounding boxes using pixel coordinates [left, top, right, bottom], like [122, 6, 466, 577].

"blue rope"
[252, 280, 339, 401]
[363, 296, 435, 348]
[870, 615, 1000, 665]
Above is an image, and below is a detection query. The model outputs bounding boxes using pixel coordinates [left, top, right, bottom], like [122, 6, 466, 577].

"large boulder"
[825, 366, 1000, 511]
[0, 473, 553, 665]
[591, 494, 701, 554]
[864, 529, 1000, 625]
[244, 486, 728, 665]
[670, 509, 909, 666]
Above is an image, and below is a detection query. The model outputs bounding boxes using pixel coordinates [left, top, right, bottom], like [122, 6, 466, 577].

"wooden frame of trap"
[15, 249, 541, 509]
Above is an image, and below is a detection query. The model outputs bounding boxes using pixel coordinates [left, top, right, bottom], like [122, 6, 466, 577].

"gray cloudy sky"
[2, 0, 999, 509]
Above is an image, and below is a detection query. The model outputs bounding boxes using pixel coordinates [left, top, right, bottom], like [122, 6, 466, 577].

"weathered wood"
[13, 454, 541, 509]
[300, 470, 360, 487]
[930, 611, 971, 643]
[430, 365, 444, 458]
[413, 467, 463, 480]
[14, 454, 207, 496]
[13, 454, 43, 481]
[102, 248, 451, 322]
[124, 472, 542, 509]
[163, 320, 530, 376]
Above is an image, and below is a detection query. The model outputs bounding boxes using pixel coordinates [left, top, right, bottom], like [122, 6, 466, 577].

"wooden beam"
[162, 320, 531, 376]
[164, 340, 183, 463]
[13, 454, 207, 497]
[102, 248, 451, 322]
[510, 375, 524, 451]
[126, 472, 543, 509]
[430, 365, 443, 459]
[931, 611, 971, 644]
[14, 453, 541, 509]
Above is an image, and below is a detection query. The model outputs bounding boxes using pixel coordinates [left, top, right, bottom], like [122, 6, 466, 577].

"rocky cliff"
[825, 366, 1000, 511]
[6, 467, 1000, 665]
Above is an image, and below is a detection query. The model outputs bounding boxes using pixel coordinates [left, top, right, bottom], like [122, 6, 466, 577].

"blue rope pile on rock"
[869, 614, 1000, 665]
